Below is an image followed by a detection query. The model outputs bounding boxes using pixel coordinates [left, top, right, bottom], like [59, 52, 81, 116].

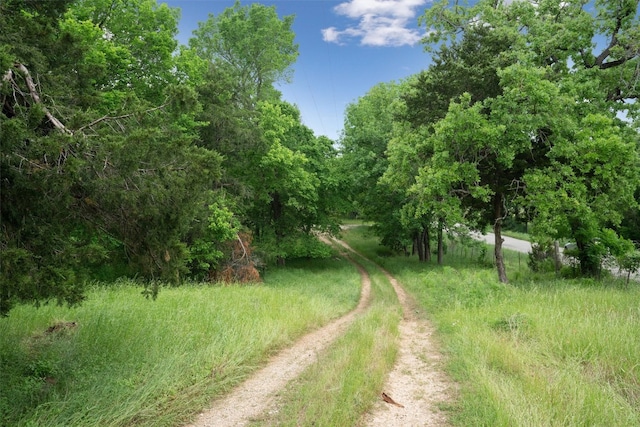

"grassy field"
[0, 257, 361, 427]
[342, 225, 640, 426]
[4, 226, 638, 427]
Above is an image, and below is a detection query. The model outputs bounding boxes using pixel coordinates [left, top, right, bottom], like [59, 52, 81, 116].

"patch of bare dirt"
[335, 240, 455, 427]
[185, 237, 371, 427]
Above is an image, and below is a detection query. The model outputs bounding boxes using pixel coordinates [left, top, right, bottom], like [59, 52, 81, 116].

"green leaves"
[190, 1, 298, 106]
[525, 113, 639, 239]
[405, 0, 640, 278]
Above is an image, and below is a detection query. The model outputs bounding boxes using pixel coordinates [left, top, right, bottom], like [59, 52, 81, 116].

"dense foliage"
[0, 0, 340, 315]
[338, 0, 640, 282]
[2, 0, 639, 314]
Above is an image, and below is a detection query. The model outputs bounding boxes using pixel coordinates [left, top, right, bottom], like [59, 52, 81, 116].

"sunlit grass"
[341, 226, 640, 426]
[0, 257, 360, 427]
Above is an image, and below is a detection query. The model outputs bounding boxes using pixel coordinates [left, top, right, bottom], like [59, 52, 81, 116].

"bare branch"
[74, 102, 168, 134]
[13, 63, 72, 135]
[236, 233, 248, 261]
[2, 69, 12, 83]
[5, 63, 168, 138]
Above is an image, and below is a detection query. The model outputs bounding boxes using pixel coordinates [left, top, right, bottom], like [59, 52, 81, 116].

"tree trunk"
[437, 219, 444, 265]
[416, 231, 425, 262]
[423, 226, 431, 262]
[577, 240, 599, 277]
[270, 192, 285, 266]
[554, 240, 562, 275]
[493, 194, 508, 283]
[569, 220, 600, 277]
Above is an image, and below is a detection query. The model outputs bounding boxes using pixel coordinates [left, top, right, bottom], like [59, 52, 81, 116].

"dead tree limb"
[4, 63, 169, 137]
[12, 63, 72, 135]
[74, 102, 168, 134]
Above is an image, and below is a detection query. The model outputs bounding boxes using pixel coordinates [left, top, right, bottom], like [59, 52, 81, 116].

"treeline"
[2, 0, 639, 316]
[338, 0, 640, 282]
[0, 0, 342, 315]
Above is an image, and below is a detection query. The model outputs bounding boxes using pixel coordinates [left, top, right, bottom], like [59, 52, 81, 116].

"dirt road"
[185, 238, 452, 426]
[333, 240, 453, 426]
[185, 240, 371, 427]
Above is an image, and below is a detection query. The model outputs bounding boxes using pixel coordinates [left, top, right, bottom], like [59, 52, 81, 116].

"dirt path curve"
[332, 240, 454, 427]
[185, 238, 371, 427]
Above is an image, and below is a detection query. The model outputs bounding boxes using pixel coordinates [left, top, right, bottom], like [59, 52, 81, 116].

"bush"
[528, 240, 556, 272]
[618, 250, 640, 285]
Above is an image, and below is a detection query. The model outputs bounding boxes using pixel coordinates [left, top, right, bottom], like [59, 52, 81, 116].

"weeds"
[0, 257, 360, 427]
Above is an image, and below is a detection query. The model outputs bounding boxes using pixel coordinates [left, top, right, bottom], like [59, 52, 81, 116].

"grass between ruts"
[251, 244, 402, 427]
[342, 225, 640, 427]
[0, 257, 360, 427]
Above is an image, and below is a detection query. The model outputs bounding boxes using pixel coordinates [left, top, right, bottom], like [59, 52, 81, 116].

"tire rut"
[185, 237, 372, 427]
[333, 240, 454, 427]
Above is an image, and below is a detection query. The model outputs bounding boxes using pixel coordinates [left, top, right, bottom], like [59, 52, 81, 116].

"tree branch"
[74, 101, 168, 134]
[599, 53, 638, 70]
[5, 63, 168, 137]
[2, 68, 12, 83]
[594, 13, 623, 68]
[13, 63, 72, 135]
[593, 2, 640, 70]
[236, 233, 248, 261]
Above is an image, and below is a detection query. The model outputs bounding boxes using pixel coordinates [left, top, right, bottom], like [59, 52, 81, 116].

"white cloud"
[322, 0, 428, 47]
[321, 27, 342, 43]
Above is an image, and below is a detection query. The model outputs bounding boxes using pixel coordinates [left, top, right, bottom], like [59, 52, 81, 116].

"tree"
[250, 101, 342, 264]
[391, 23, 522, 277]
[187, 3, 307, 263]
[1, 0, 224, 315]
[415, 0, 640, 278]
[66, 0, 181, 104]
[189, 1, 298, 108]
[382, 114, 439, 262]
[524, 114, 639, 275]
[338, 82, 414, 253]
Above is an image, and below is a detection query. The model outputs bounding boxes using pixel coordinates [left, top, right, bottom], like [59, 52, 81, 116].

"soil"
[358, 254, 454, 426]
[185, 237, 453, 427]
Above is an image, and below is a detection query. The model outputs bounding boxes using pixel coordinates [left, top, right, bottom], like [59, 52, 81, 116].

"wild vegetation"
[1, 0, 640, 425]
[343, 225, 640, 426]
[1, 0, 341, 316]
[0, 257, 361, 426]
[341, 0, 640, 282]
[2, 0, 638, 310]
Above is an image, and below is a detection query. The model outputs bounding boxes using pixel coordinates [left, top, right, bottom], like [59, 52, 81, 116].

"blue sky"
[162, 0, 435, 140]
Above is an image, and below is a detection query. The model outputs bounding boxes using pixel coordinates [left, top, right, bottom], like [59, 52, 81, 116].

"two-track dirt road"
[186, 237, 453, 427]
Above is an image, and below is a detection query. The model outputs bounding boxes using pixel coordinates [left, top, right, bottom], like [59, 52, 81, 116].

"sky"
[162, 0, 436, 141]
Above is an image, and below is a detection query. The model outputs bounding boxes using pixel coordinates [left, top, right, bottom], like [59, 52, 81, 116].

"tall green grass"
[342, 226, 640, 426]
[0, 257, 360, 427]
[253, 252, 401, 427]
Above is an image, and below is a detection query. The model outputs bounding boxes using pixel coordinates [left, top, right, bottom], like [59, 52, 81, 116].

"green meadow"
[0, 257, 360, 427]
[2, 227, 639, 427]
[342, 225, 640, 427]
